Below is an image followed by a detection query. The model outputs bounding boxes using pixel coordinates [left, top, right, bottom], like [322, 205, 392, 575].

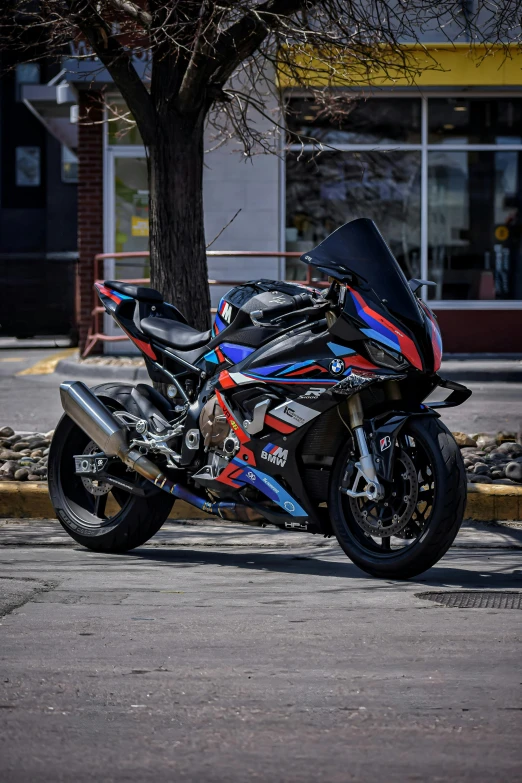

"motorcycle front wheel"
[329, 416, 466, 580]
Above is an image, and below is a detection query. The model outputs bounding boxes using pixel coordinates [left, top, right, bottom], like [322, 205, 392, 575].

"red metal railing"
[84, 250, 326, 357]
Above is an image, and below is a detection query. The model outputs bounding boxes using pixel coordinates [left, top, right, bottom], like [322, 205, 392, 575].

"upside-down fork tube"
[59, 381, 261, 522]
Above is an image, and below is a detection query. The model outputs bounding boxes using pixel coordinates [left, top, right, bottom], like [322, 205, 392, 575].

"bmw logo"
[284, 501, 295, 512]
[329, 359, 344, 375]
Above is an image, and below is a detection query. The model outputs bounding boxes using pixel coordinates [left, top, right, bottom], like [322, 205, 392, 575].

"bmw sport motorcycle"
[49, 218, 471, 579]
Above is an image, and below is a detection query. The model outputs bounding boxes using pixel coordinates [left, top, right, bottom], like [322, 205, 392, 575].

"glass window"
[286, 150, 421, 281]
[15, 63, 40, 99]
[15, 146, 41, 186]
[428, 150, 522, 300]
[61, 146, 78, 183]
[428, 98, 522, 145]
[286, 97, 421, 145]
[114, 157, 149, 278]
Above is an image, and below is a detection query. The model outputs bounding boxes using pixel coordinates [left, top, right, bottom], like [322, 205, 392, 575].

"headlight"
[365, 341, 408, 370]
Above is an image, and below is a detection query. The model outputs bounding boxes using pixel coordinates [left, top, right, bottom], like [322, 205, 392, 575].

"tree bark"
[148, 107, 211, 332]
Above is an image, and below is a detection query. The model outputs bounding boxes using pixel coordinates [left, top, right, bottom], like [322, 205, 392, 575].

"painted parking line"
[0, 357, 25, 362]
[16, 347, 78, 376]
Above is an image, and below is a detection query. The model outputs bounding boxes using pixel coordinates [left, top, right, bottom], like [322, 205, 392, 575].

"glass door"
[104, 148, 149, 352]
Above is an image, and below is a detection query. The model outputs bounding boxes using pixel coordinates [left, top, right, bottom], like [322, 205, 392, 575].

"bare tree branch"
[66, 0, 156, 144]
[106, 0, 152, 29]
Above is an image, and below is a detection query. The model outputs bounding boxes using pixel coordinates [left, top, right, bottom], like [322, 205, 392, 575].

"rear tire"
[329, 416, 466, 579]
[48, 385, 174, 553]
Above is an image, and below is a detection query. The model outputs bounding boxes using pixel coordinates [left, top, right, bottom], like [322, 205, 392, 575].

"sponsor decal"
[298, 387, 325, 401]
[269, 399, 321, 427]
[329, 359, 344, 375]
[247, 471, 256, 481]
[283, 405, 306, 425]
[380, 435, 392, 451]
[284, 501, 295, 512]
[261, 442, 288, 467]
[262, 476, 279, 494]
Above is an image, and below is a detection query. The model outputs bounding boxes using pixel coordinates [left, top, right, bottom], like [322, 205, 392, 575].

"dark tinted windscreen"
[301, 218, 423, 325]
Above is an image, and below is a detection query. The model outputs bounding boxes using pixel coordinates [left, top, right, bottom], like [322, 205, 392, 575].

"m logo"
[221, 302, 233, 323]
[261, 443, 288, 467]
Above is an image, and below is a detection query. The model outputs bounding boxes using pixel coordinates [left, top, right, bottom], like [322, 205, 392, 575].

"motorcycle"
[48, 218, 471, 579]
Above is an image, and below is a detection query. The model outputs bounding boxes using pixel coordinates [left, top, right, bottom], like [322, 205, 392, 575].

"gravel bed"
[0, 427, 52, 482]
[1, 426, 522, 486]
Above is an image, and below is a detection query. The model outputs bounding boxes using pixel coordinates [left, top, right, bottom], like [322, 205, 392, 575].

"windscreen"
[301, 218, 423, 326]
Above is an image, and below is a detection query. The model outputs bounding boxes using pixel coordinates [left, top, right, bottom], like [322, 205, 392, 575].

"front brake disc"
[348, 450, 418, 537]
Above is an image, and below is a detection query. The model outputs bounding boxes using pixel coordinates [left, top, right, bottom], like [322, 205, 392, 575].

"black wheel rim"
[58, 418, 145, 530]
[339, 431, 436, 558]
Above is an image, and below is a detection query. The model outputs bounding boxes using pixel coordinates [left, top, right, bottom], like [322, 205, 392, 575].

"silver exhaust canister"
[59, 380, 168, 484]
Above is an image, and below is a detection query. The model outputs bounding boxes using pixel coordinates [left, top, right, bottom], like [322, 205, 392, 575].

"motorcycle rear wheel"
[329, 416, 466, 579]
[48, 385, 174, 553]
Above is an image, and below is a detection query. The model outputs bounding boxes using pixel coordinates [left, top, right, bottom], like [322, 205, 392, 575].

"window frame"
[285, 91, 522, 309]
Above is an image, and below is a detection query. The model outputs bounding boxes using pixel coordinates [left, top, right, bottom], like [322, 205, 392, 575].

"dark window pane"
[428, 150, 522, 300]
[286, 97, 421, 145]
[428, 98, 522, 145]
[285, 150, 421, 280]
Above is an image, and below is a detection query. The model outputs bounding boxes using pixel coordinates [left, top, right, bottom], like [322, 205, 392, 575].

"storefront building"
[27, 44, 522, 353]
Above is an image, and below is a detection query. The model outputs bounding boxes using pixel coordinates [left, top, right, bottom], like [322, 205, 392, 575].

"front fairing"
[329, 284, 440, 374]
[301, 218, 442, 373]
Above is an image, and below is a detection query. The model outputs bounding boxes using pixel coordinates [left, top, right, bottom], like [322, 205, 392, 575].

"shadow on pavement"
[128, 546, 522, 590]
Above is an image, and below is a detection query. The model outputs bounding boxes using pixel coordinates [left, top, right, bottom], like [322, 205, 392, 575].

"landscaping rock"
[505, 462, 522, 483]
[467, 474, 492, 483]
[497, 441, 522, 457]
[0, 449, 21, 460]
[14, 467, 29, 481]
[12, 441, 31, 452]
[27, 438, 48, 450]
[495, 431, 517, 444]
[0, 426, 15, 439]
[452, 432, 477, 447]
[473, 463, 490, 475]
[0, 460, 18, 478]
[475, 434, 497, 449]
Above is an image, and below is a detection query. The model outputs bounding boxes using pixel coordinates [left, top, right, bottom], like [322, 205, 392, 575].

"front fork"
[342, 393, 385, 502]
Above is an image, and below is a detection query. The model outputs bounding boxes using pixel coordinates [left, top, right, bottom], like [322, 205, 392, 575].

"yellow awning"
[277, 43, 522, 88]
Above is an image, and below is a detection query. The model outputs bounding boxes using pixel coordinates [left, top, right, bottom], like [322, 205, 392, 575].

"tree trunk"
[148, 108, 211, 332]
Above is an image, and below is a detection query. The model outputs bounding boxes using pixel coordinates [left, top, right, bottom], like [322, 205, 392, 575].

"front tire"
[48, 385, 174, 553]
[329, 416, 466, 579]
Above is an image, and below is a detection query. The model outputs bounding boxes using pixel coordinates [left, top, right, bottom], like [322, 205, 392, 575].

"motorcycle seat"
[141, 316, 212, 350]
[104, 280, 163, 303]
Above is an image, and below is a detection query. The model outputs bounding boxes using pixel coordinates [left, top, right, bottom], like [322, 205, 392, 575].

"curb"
[0, 482, 211, 520]
[1, 481, 522, 522]
[55, 359, 149, 381]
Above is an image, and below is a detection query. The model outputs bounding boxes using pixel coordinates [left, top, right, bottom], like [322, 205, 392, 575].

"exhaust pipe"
[60, 380, 169, 484]
[59, 381, 247, 519]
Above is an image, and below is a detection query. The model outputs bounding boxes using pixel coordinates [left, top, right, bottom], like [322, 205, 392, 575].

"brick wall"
[77, 91, 104, 353]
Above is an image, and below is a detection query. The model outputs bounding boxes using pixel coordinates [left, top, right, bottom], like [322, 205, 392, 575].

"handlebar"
[250, 293, 315, 324]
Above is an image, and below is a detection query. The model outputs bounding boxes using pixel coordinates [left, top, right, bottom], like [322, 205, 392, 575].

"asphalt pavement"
[0, 520, 521, 782]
